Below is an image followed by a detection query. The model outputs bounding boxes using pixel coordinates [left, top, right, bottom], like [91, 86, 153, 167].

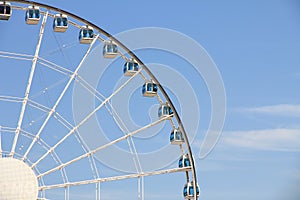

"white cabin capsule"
[158, 104, 173, 119]
[170, 129, 184, 145]
[142, 82, 157, 97]
[179, 154, 191, 168]
[25, 6, 40, 24]
[0, 2, 11, 20]
[123, 61, 139, 76]
[103, 42, 118, 58]
[53, 14, 68, 32]
[183, 182, 200, 199]
[79, 26, 94, 44]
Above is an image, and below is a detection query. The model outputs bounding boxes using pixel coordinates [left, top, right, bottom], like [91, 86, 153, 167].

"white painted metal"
[22, 35, 99, 162]
[39, 167, 191, 191]
[37, 116, 168, 179]
[31, 68, 142, 168]
[0, 50, 33, 61]
[1, 2, 199, 199]
[10, 12, 48, 158]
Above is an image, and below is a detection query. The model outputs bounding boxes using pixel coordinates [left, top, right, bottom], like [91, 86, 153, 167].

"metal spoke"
[37, 56, 73, 76]
[36, 116, 170, 179]
[22, 35, 99, 161]
[10, 12, 48, 157]
[0, 95, 24, 103]
[28, 99, 52, 113]
[31, 68, 143, 168]
[2, 2, 199, 200]
[109, 102, 143, 173]
[0, 50, 33, 61]
[39, 167, 191, 191]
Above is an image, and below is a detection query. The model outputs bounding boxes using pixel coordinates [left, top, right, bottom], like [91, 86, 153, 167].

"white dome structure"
[0, 158, 38, 200]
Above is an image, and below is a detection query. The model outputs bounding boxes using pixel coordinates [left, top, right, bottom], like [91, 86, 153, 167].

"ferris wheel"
[0, 1, 199, 199]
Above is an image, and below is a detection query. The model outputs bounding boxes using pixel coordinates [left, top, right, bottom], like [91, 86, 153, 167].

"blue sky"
[0, 0, 300, 200]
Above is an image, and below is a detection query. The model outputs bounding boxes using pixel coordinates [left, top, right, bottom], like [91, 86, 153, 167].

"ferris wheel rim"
[2, 0, 199, 199]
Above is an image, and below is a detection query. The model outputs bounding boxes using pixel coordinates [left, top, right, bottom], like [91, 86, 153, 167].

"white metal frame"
[1, 1, 199, 200]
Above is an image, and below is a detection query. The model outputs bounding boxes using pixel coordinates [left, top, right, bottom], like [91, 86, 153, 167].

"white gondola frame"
[25, 5, 40, 25]
[183, 181, 200, 199]
[103, 41, 118, 58]
[123, 61, 139, 76]
[79, 25, 94, 44]
[158, 104, 173, 120]
[179, 154, 191, 168]
[53, 13, 68, 32]
[170, 128, 185, 145]
[142, 81, 158, 97]
[0, 1, 11, 20]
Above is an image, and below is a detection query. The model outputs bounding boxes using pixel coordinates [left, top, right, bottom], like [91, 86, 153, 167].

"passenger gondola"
[53, 14, 68, 32]
[79, 26, 94, 44]
[158, 104, 173, 119]
[123, 61, 139, 76]
[25, 6, 40, 24]
[183, 182, 200, 199]
[179, 154, 191, 168]
[142, 82, 157, 97]
[0, 2, 11, 20]
[103, 41, 118, 58]
[170, 128, 184, 145]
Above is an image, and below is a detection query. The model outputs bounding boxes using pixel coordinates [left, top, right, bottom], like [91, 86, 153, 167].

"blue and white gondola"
[79, 26, 94, 44]
[0, 1, 11, 20]
[53, 14, 68, 32]
[179, 154, 191, 168]
[123, 61, 139, 76]
[158, 104, 173, 119]
[170, 129, 184, 145]
[142, 82, 157, 97]
[25, 6, 40, 24]
[103, 41, 118, 58]
[183, 182, 200, 199]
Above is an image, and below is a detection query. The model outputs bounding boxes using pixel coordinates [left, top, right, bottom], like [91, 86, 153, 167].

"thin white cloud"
[239, 104, 300, 117]
[292, 72, 300, 78]
[223, 129, 300, 152]
[287, 169, 300, 181]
